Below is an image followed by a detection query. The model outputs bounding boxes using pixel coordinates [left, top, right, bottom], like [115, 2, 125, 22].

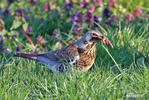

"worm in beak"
[101, 37, 113, 48]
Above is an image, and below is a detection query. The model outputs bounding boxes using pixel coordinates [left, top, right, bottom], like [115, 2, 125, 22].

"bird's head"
[77, 30, 113, 49]
[83, 30, 104, 43]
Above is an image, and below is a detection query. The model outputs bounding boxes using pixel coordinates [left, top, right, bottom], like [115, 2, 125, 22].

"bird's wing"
[55, 44, 79, 62]
[37, 44, 80, 71]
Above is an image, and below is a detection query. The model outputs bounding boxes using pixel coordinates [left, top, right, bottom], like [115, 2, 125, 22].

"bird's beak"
[97, 35, 104, 40]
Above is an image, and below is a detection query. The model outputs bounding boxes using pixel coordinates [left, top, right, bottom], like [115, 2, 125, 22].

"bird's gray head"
[76, 30, 105, 49]
[81, 30, 104, 45]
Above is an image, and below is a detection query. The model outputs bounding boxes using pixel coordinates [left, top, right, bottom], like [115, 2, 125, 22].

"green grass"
[0, 21, 149, 99]
[0, 0, 149, 99]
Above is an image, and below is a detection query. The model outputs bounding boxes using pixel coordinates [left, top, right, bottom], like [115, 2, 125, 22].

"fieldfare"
[14, 30, 113, 72]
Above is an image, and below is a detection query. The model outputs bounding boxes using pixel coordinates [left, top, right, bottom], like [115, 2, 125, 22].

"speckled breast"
[75, 43, 97, 71]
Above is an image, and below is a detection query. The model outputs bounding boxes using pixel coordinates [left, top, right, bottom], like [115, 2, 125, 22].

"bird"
[14, 30, 113, 72]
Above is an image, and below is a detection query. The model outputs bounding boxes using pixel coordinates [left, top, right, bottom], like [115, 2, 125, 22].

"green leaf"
[10, 21, 22, 30]
[0, 29, 7, 36]
[23, 23, 28, 31]
[26, 43, 35, 50]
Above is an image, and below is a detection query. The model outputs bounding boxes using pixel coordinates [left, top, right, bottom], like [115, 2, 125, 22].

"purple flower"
[2, 48, 10, 54]
[0, 35, 2, 39]
[105, 20, 111, 25]
[30, 50, 38, 54]
[93, 16, 99, 22]
[92, 16, 100, 28]
[29, 0, 37, 5]
[80, 0, 88, 8]
[72, 13, 82, 26]
[26, 27, 32, 33]
[73, 27, 82, 34]
[25, 16, 31, 19]
[0, 35, 3, 44]
[102, 8, 112, 18]
[30, 50, 35, 54]
[133, 8, 142, 17]
[84, 12, 92, 24]
[88, 5, 95, 12]
[94, 0, 102, 4]
[15, 9, 28, 17]
[125, 13, 134, 21]
[23, 9, 28, 13]
[65, 2, 73, 10]
[111, 15, 118, 24]
[44, 2, 50, 12]
[0, 35, 3, 52]
[1, 9, 11, 16]
[15, 9, 24, 17]
[84, 12, 92, 18]
[14, 47, 20, 52]
[108, 0, 117, 8]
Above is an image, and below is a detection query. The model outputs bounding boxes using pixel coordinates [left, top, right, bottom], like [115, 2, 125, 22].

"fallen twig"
[20, 27, 35, 49]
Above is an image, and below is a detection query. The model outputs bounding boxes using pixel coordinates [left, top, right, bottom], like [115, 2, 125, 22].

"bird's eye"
[84, 40, 88, 44]
[91, 33, 98, 37]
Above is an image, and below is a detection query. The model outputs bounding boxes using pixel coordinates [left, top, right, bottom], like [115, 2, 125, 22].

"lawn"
[0, 0, 149, 99]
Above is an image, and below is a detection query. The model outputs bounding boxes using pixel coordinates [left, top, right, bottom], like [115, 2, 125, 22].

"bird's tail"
[14, 53, 37, 60]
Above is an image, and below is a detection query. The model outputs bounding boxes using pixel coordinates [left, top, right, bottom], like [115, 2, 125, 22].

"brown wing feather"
[37, 44, 79, 62]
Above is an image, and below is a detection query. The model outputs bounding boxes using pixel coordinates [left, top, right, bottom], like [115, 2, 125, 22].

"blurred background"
[0, 0, 149, 54]
[0, 1, 149, 99]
